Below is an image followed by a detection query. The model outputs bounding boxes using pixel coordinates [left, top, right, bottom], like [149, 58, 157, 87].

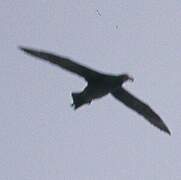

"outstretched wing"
[19, 46, 101, 81]
[111, 87, 171, 135]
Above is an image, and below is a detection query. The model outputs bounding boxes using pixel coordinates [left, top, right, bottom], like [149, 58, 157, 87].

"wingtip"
[18, 46, 29, 53]
[162, 125, 171, 136]
[18, 45, 24, 50]
[18, 46, 40, 57]
[166, 129, 171, 136]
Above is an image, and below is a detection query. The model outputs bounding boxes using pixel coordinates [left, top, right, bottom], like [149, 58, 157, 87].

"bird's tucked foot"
[70, 103, 76, 110]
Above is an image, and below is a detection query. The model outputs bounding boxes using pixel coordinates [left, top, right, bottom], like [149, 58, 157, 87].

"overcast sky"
[1, 0, 181, 179]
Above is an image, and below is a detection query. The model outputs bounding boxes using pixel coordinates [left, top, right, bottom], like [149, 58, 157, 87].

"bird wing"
[111, 87, 171, 135]
[19, 46, 102, 81]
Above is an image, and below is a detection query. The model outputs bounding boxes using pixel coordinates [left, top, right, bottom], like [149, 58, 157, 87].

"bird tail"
[71, 92, 86, 110]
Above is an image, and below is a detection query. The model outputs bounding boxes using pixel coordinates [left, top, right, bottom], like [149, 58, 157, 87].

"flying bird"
[19, 46, 171, 135]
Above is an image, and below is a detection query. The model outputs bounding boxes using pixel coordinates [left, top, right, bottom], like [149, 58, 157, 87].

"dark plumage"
[19, 46, 171, 135]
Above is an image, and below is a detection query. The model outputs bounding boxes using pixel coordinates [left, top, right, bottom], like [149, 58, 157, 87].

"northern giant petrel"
[19, 46, 171, 135]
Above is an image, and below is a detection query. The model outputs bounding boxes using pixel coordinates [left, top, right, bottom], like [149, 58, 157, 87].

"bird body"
[19, 46, 171, 135]
[71, 74, 134, 109]
[71, 75, 120, 109]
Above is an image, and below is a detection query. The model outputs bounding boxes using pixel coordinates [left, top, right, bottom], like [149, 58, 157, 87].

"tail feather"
[71, 92, 85, 109]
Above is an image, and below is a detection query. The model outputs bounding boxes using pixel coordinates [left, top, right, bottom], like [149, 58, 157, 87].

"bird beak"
[128, 76, 134, 82]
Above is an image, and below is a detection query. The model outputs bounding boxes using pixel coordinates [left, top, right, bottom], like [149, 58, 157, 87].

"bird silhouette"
[19, 46, 171, 135]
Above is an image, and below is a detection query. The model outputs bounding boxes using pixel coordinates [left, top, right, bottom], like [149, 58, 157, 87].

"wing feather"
[111, 87, 171, 135]
[19, 46, 101, 81]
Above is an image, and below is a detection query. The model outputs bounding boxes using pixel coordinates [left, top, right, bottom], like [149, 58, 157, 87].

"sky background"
[1, 0, 181, 179]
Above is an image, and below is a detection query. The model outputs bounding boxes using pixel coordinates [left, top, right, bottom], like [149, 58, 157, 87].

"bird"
[19, 46, 171, 135]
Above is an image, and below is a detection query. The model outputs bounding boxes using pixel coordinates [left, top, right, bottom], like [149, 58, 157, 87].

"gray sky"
[1, 0, 181, 179]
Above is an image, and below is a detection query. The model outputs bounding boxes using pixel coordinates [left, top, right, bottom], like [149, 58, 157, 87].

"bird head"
[118, 74, 134, 84]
